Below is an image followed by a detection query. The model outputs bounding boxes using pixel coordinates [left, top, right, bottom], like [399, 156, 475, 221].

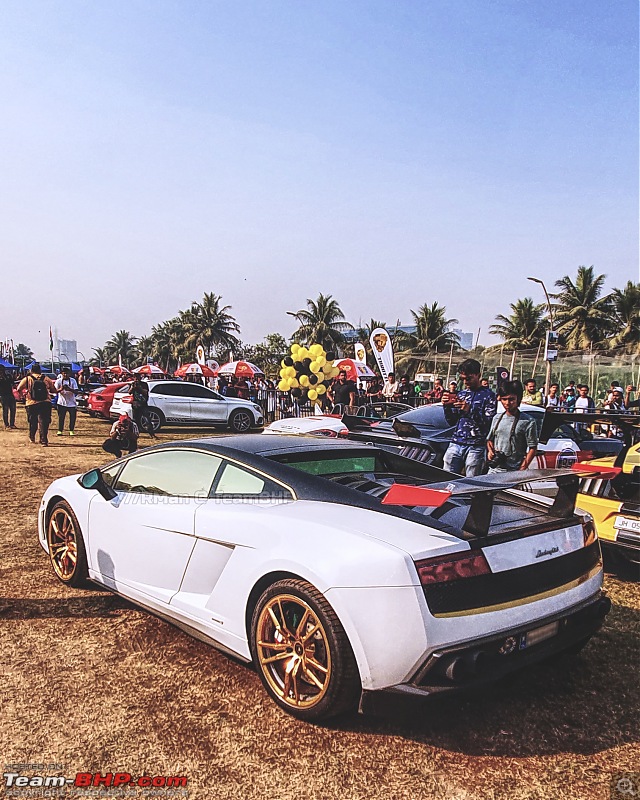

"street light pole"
[528, 277, 555, 393]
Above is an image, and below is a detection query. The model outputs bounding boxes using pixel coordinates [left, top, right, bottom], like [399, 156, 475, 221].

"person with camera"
[442, 358, 497, 476]
[131, 373, 156, 438]
[55, 366, 79, 436]
[103, 413, 139, 458]
[486, 380, 538, 473]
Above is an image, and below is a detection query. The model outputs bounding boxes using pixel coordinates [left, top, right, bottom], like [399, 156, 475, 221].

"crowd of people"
[2, 360, 638, 470]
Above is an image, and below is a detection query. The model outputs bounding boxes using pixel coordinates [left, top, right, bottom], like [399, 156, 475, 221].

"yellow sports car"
[569, 416, 640, 578]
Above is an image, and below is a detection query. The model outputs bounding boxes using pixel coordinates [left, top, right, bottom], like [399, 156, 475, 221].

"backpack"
[29, 376, 49, 402]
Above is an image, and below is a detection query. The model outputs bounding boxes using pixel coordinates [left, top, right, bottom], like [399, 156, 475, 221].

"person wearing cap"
[561, 385, 577, 412]
[103, 414, 139, 458]
[55, 366, 79, 436]
[604, 387, 628, 412]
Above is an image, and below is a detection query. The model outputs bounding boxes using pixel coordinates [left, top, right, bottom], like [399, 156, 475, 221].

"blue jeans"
[443, 443, 486, 476]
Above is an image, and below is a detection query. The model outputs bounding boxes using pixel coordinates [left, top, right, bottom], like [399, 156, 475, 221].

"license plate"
[522, 621, 559, 649]
[614, 516, 640, 533]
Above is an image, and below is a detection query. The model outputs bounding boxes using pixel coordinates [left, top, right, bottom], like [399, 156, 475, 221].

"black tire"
[229, 408, 253, 433]
[46, 501, 89, 588]
[250, 579, 360, 721]
[145, 407, 164, 432]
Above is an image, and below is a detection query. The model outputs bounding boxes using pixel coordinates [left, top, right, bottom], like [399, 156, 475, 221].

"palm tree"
[288, 293, 353, 352]
[489, 298, 547, 350]
[607, 281, 640, 353]
[552, 266, 612, 350]
[90, 347, 108, 367]
[104, 330, 138, 367]
[395, 303, 460, 374]
[184, 292, 240, 358]
[136, 335, 155, 365]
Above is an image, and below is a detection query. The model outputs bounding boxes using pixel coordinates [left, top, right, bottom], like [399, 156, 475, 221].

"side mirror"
[79, 468, 117, 501]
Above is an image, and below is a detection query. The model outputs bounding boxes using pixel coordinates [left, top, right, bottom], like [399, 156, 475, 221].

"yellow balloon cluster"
[278, 343, 340, 404]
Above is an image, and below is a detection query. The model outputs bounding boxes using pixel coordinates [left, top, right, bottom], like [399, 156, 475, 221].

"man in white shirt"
[381, 372, 399, 401]
[55, 367, 79, 436]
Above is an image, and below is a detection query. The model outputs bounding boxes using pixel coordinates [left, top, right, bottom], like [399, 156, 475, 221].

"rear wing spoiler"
[341, 412, 422, 438]
[382, 464, 621, 538]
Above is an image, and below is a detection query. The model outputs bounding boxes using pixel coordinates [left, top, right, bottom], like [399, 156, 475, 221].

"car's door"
[86, 449, 223, 605]
[171, 459, 294, 639]
[183, 383, 228, 423]
[149, 382, 192, 422]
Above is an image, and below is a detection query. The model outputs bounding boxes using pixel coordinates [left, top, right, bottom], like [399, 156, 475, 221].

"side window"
[182, 384, 218, 399]
[211, 462, 292, 499]
[113, 450, 222, 497]
[101, 463, 122, 488]
[151, 383, 187, 397]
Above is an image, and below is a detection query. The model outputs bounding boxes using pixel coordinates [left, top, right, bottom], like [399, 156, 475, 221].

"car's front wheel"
[228, 408, 253, 433]
[47, 502, 89, 588]
[250, 579, 360, 721]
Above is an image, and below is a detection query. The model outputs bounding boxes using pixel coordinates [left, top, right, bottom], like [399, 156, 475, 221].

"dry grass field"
[1, 407, 638, 800]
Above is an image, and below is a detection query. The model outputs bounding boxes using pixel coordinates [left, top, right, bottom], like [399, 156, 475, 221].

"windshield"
[396, 404, 450, 428]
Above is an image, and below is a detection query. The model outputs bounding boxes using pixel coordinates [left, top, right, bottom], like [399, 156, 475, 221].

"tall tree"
[489, 297, 547, 350]
[90, 347, 108, 367]
[288, 293, 353, 351]
[395, 303, 460, 374]
[136, 335, 155, 364]
[552, 266, 612, 350]
[104, 330, 138, 367]
[184, 292, 240, 358]
[607, 281, 640, 353]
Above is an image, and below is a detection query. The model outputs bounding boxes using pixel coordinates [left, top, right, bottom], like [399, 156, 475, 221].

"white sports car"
[39, 436, 611, 721]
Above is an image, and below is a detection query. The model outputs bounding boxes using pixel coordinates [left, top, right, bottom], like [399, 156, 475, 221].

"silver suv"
[110, 380, 264, 433]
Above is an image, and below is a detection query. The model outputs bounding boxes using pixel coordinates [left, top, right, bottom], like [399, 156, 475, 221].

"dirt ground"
[1, 407, 638, 800]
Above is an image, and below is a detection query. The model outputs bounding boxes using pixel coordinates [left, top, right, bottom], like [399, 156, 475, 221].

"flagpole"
[50, 326, 54, 373]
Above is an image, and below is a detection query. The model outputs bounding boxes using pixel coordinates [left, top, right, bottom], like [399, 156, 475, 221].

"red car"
[85, 382, 128, 420]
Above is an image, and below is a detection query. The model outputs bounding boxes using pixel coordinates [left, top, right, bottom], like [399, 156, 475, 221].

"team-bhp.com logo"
[4, 771, 188, 791]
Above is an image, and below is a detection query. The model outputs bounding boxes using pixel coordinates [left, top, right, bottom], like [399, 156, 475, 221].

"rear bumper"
[359, 593, 610, 716]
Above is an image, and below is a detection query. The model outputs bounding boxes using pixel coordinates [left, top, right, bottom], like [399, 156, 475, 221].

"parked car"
[40, 435, 611, 721]
[263, 401, 411, 437]
[342, 403, 624, 468]
[110, 380, 264, 433]
[567, 412, 640, 578]
[82, 382, 128, 419]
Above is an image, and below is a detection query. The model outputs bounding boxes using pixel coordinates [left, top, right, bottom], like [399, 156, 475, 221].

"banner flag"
[354, 342, 366, 365]
[49, 327, 54, 352]
[369, 328, 394, 380]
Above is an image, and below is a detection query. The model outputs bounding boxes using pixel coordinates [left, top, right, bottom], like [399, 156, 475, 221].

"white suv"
[110, 380, 264, 433]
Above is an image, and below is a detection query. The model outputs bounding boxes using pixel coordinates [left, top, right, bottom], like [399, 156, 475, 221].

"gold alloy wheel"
[255, 594, 332, 709]
[47, 507, 79, 582]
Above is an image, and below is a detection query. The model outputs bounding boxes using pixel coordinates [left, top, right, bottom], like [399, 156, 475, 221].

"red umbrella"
[132, 364, 166, 376]
[217, 360, 264, 378]
[174, 363, 217, 378]
[107, 365, 132, 376]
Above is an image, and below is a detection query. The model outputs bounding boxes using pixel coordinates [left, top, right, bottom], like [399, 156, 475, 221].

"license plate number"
[521, 621, 559, 649]
[614, 516, 640, 533]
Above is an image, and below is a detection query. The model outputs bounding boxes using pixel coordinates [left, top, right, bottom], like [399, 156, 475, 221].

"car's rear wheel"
[145, 407, 164, 432]
[229, 408, 253, 433]
[250, 579, 360, 721]
[47, 502, 89, 588]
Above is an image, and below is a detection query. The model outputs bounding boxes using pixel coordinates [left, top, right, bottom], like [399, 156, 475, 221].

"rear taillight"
[311, 429, 339, 438]
[121, 396, 133, 404]
[415, 550, 491, 585]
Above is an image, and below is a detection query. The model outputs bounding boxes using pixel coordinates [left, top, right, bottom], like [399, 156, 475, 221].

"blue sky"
[1, 0, 637, 359]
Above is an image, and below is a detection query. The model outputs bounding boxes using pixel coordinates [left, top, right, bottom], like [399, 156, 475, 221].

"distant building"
[452, 329, 474, 350]
[56, 338, 78, 363]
